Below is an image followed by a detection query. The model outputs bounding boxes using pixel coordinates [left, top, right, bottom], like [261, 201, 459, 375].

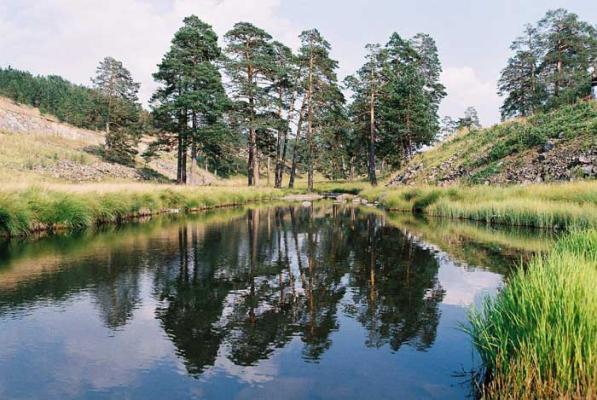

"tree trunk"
[248, 127, 256, 186]
[189, 112, 198, 186]
[267, 156, 271, 187]
[289, 99, 307, 189]
[278, 128, 289, 187]
[181, 138, 187, 184]
[176, 133, 184, 184]
[306, 44, 314, 192]
[274, 88, 284, 188]
[255, 150, 260, 186]
[247, 60, 257, 186]
[368, 80, 378, 186]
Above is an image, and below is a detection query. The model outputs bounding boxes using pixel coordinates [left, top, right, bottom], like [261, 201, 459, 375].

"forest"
[0, 8, 595, 188]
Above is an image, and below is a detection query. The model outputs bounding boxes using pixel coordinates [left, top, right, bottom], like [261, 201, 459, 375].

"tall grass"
[362, 181, 597, 229]
[467, 229, 597, 399]
[0, 185, 282, 237]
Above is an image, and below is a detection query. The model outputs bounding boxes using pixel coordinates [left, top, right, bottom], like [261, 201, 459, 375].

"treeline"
[498, 9, 596, 119]
[149, 16, 445, 188]
[0, 67, 100, 128]
[2, 8, 593, 186]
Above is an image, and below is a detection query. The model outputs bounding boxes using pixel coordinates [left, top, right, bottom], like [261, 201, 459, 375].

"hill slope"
[390, 101, 597, 186]
[0, 96, 216, 184]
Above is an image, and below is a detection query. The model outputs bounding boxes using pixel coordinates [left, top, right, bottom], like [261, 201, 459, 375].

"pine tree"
[457, 106, 481, 130]
[345, 44, 386, 185]
[498, 25, 544, 119]
[92, 57, 141, 166]
[538, 9, 596, 107]
[499, 9, 597, 116]
[295, 29, 341, 192]
[409, 33, 446, 116]
[92, 57, 140, 133]
[379, 33, 438, 167]
[152, 16, 230, 184]
[269, 41, 300, 188]
[224, 22, 276, 186]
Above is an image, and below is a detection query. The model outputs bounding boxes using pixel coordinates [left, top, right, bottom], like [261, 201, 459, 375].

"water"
[0, 205, 554, 399]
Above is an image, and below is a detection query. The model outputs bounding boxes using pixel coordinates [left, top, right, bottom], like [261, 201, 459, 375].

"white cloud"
[440, 66, 502, 126]
[0, 0, 298, 104]
[1, 1, 503, 125]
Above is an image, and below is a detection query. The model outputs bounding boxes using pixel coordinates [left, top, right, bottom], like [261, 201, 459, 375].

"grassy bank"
[467, 229, 596, 399]
[388, 101, 597, 185]
[362, 181, 597, 229]
[0, 184, 282, 237]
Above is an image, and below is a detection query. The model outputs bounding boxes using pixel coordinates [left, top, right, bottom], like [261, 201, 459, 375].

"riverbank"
[467, 229, 596, 399]
[361, 181, 597, 229]
[0, 184, 284, 237]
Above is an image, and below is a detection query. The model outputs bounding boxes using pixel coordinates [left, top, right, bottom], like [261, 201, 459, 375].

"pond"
[0, 204, 556, 399]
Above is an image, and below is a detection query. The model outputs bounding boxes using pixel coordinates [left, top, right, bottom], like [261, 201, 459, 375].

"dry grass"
[362, 181, 597, 229]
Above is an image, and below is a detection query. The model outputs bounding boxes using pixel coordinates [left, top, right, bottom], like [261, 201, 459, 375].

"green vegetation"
[392, 101, 597, 185]
[0, 185, 282, 237]
[0, 67, 100, 128]
[362, 181, 597, 229]
[467, 229, 597, 399]
[345, 32, 446, 186]
[498, 9, 596, 119]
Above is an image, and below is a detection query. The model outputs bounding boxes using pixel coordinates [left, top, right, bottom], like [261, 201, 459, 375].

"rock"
[541, 140, 555, 153]
[578, 155, 591, 164]
[335, 194, 354, 202]
[557, 131, 565, 139]
[302, 201, 312, 207]
[360, 199, 368, 205]
[582, 165, 594, 176]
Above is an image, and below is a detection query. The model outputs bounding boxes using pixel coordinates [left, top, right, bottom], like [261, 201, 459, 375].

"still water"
[0, 205, 553, 399]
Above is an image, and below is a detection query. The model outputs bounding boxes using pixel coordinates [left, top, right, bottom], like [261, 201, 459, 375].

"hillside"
[390, 101, 597, 186]
[0, 96, 216, 184]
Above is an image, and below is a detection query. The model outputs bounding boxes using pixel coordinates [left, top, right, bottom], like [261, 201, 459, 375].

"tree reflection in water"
[153, 205, 444, 376]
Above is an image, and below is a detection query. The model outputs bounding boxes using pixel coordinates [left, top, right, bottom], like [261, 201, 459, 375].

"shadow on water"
[0, 204, 552, 399]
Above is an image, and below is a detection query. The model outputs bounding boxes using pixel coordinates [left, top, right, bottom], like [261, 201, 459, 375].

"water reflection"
[0, 205, 528, 399]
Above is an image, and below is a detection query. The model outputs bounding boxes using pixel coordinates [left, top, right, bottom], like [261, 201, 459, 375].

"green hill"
[390, 101, 597, 186]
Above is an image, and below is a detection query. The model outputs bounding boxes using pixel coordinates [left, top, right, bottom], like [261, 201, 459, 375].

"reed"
[467, 229, 597, 399]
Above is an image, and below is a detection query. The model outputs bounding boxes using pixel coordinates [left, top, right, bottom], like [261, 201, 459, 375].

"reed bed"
[362, 181, 597, 229]
[0, 185, 282, 237]
[467, 229, 597, 399]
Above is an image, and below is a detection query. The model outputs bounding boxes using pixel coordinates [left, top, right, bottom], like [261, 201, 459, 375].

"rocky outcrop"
[0, 97, 103, 144]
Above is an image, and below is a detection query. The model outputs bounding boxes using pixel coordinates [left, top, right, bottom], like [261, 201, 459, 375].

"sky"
[1, 0, 595, 126]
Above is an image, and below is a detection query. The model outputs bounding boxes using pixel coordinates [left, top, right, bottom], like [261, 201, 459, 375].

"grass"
[467, 229, 597, 399]
[391, 101, 597, 185]
[0, 184, 283, 237]
[362, 181, 597, 229]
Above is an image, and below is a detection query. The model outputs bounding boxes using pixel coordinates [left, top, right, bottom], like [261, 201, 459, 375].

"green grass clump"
[467, 229, 597, 399]
[0, 185, 283, 237]
[363, 181, 597, 229]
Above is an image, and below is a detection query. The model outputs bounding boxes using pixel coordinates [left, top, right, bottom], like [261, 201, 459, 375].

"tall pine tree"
[151, 16, 230, 184]
[92, 57, 141, 166]
[345, 44, 386, 185]
[224, 22, 276, 186]
[294, 29, 341, 191]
